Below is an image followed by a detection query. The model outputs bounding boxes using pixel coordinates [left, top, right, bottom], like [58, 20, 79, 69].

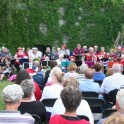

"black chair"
[82, 97, 106, 113]
[42, 98, 57, 107]
[82, 91, 98, 98]
[94, 80, 103, 86]
[102, 108, 117, 118]
[31, 114, 41, 124]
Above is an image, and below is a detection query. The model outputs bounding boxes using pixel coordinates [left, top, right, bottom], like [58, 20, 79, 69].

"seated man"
[79, 68, 100, 93]
[0, 84, 34, 124]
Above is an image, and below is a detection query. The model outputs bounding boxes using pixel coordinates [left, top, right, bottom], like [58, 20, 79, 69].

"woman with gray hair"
[50, 87, 89, 124]
[51, 77, 94, 124]
[0, 84, 34, 124]
[18, 79, 46, 123]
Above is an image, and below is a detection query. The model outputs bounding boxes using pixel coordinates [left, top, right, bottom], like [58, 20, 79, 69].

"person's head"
[106, 68, 113, 76]
[68, 62, 77, 71]
[2, 84, 23, 107]
[94, 46, 98, 50]
[112, 63, 122, 73]
[20, 79, 35, 99]
[117, 46, 122, 52]
[46, 47, 51, 52]
[94, 62, 102, 72]
[101, 47, 105, 52]
[104, 112, 124, 124]
[50, 60, 58, 69]
[85, 68, 94, 79]
[50, 66, 64, 84]
[116, 90, 124, 111]
[83, 46, 87, 50]
[15, 70, 31, 85]
[80, 63, 88, 74]
[89, 47, 94, 52]
[32, 47, 38, 54]
[61, 44, 66, 50]
[63, 77, 79, 89]
[77, 44, 81, 50]
[59, 54, 64, 61]
[57, 47, 61, 52]
[61, 86, 81, 112]
[17, 47, 23, 52]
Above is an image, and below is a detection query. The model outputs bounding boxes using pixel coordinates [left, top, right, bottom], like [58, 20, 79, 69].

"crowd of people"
[1, 44, 124, 124]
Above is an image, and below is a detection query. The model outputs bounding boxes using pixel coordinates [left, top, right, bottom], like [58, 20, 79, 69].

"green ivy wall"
[0, 0, 124, 52]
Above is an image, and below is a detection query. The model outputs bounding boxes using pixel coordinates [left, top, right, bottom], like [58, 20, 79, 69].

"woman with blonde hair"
[64, 62, 79, 79]
[40, 66, 64, 112]
[103, 112, 124, 124]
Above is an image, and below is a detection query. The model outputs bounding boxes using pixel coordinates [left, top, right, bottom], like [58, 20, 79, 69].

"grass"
[0, 80, 13, 110]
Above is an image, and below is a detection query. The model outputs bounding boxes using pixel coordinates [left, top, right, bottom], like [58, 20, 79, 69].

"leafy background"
[0, 0, 124, 53]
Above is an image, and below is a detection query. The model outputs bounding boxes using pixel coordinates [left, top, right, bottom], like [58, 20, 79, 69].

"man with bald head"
[79, 68, 100, 93]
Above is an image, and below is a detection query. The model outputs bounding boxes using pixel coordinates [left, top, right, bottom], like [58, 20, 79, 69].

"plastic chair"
[102, 108, 117, 118]
[31, 114, 41, 124]
[42, 98, 57, 107]
[82, 91, 98, 98]
[82, 97, 106, 113]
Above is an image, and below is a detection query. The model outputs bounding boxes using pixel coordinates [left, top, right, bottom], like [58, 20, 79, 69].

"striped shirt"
[0, 111, 34, 124]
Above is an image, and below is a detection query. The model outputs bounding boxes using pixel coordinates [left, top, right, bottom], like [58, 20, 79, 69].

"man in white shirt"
[100, 63, 124, 94]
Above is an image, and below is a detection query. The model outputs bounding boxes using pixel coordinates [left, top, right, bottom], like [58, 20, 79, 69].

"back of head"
[94, 62, 102, 72]
[15, 69, 31, 85]
[20, 79, 34, 99]
[2, 84, 24, 104]
[112, 64, 122, 73]
[68, 62, 77, 71]
[61, 86, 81, 112]
[116, 90, 124, 110]
[85, 68, 94, 79]
[63, 77, 79, 89]
[50, 66, 64, 83]
[104, 112, 124, 124]
[80, 63, 88, 74]
[50, 60, 58, 69]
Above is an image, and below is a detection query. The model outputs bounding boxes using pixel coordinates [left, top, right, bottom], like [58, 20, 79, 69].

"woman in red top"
[49, 87, 89, 124]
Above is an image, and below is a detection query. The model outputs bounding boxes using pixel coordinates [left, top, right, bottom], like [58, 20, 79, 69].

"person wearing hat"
[28, 47, 42, 61]
[59, 44, 70, 56]
[0, 84, 34, 124]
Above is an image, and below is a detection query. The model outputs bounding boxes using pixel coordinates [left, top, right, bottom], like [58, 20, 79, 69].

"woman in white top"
[41, 66, 64, 112]
[64, 62, 79, 79]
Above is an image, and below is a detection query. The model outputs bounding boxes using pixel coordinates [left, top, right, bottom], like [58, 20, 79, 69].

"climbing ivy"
[0, 0, 124, 53]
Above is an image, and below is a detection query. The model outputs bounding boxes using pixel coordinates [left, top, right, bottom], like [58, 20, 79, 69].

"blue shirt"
[93, 72, 106, 81]
[79, 79, 100, 93]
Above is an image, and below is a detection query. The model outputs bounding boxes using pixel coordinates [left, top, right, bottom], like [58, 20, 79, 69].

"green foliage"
[0, 0, 124, 52]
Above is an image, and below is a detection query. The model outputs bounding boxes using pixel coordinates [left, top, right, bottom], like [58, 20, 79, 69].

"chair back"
[31, 114, 41, 124]
[82, 97, 106, 112]
[82, 92, 98, 98]
[102, 108, 117, 118]
[94, 80, 103, 86]
[42, 98, 57, 107]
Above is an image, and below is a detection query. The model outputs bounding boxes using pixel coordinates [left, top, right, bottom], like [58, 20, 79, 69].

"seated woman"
[18, 79, 46, 123]
[64, 62, 79, 79]
[15, 69, 41, 101]
[44, 47, 52, 59]
[51, 77, 94, 124]
[50, 86, 89, 124]
[40, 66, 64, 112]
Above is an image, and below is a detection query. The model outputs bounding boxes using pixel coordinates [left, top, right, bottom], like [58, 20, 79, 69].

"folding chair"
[42, 98, 57, 107]
[31, 114, 41, 124]
[82, 91, 98, 98]
[82, 97, 106, 113]
[102, 108, 117, 118]
[94, 80, 103, 86]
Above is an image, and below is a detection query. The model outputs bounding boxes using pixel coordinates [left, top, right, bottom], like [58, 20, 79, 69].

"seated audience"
[40, 66, 64, 112]
[0, 84, 34, 124]
[50, 86, 89, 124]
[51, 77, 94, 124]
[79, 68, 100, 93]
[93, 62, 106, 81]
[18, 79, 46, 123]
[64, 62, 79, 79]
[56, 54, 65, 65]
